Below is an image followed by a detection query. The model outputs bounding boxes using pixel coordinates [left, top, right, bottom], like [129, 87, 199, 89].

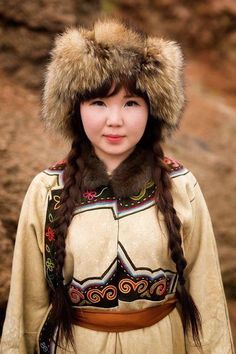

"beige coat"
[0, 156, 234, 354]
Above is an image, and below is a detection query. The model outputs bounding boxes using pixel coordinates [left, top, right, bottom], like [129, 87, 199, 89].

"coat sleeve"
[0, 173, 50, 354]
[183, 175, 234, 354]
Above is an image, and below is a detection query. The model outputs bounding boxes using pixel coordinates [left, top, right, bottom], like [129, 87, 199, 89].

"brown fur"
[81, 147, 152, 198]
[42, 18, 185, 140]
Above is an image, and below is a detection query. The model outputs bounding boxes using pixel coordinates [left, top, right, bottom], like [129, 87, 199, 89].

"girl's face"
[80, 86, 149, 172]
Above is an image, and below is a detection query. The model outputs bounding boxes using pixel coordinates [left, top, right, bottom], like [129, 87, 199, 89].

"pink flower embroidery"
[83, 190, 97, 201]
[163, 157, 180, 168]
[46, 226, 55, 241]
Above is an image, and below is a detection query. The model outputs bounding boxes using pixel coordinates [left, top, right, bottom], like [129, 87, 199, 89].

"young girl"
[1, 18, 234, 354]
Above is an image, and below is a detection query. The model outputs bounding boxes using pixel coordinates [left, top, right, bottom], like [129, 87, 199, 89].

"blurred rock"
[0, 220, 12, 301]
[0, 219, 13, 335]
[0, 0, 235, 343]
[0, 0, 77, 30]
[0, 73, 67, 336]
[0, 0, 100, 88]
[117, 0, 236, 63]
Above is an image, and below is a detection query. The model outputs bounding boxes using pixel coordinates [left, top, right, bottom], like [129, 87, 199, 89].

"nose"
[106, 107, 123, 127]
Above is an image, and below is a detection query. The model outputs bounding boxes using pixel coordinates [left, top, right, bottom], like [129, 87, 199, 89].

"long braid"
[152, 138, 202, 347]
[49, 104, 202, 348]
[50, 136, 83, 347]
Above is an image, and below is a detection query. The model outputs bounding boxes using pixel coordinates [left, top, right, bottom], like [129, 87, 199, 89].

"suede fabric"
[0, 157, 234, 354]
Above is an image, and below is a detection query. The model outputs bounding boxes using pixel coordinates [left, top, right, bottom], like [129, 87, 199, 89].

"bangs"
[71, 75, 160, 145]
[78, 76, 149, 103]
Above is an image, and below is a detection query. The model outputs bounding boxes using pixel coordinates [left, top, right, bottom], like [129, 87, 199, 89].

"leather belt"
[71, 296, 177, 332]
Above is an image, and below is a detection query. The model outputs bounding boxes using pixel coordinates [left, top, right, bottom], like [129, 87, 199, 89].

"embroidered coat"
[0, 152, 234, 354]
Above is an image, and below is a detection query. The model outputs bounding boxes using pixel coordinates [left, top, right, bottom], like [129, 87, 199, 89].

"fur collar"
[81, 147, 153, 198]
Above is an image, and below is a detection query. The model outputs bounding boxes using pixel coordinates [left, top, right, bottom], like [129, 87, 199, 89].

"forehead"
[78, 76, 148, 101]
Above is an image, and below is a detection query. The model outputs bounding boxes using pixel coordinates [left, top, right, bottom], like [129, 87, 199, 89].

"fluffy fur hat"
[42, 18, 185, 139]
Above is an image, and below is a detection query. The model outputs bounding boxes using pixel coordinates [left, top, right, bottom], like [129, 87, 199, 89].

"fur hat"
[42, 18, 185, 139]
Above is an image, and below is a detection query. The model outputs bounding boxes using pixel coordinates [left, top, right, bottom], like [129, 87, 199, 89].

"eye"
[125, 100, 139, 107]
[90, 100, 106, 106]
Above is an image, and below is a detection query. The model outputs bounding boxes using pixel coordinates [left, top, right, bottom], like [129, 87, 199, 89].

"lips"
[104, 134, 125, 143]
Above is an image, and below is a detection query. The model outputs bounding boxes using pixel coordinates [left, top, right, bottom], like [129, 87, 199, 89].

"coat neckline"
[81, 146, 153, 198]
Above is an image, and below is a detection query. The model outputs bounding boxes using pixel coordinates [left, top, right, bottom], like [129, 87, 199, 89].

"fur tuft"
[94, 18, 143, 50]
[42, 19, 185, 139]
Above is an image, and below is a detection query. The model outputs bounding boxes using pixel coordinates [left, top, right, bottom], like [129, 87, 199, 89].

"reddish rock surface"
[0, 0, 235, 345]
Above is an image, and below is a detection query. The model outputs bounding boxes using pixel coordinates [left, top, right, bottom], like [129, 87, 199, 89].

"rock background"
[0, 0, 235, 344]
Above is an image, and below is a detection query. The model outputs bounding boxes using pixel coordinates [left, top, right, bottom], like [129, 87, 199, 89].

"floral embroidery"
[40, 162, 182, 349]
[40, 186, 61, 353]
[48, 159, 66, 171]
[48, 213, 54, 223]
[83, 190, 97, 200]
[163, 157, 183, 171]
[44, 189, 62, 290]
[46, 258, 55, 272]
[40, 342, 48, 352]
[76, 183, 156, 220]
[38, 309, 55, 354]
[45, 226, 55, 241]
[53, 195, 61, 209]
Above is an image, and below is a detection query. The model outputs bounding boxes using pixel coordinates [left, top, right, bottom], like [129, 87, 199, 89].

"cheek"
[80, 107, 103, 140]
[128, 112, 148, 139]
[83, 123, 102, 145]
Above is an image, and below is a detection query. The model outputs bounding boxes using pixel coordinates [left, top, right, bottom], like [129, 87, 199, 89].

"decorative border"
[74, 180, 157, 219]
[44, 156, 188, 188]
[43, 156, 186, 291]
[38, 310, 56, 354]
[68, 241, 177, 308]
[44, 189, 62, 290]
[39, 156, 185, 350]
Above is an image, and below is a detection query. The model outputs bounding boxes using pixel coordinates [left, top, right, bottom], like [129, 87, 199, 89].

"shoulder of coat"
[163, 156, 189, 178]
[47, 159, 67, 171]
[40, 159, 67, 189]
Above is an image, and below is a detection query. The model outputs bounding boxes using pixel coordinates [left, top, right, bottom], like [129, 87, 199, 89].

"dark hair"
[50, 77, 202, 349]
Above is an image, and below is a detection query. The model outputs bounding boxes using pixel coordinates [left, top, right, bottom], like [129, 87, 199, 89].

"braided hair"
[49, 86, 202, 349]
[151, 123, 202, 347]
[49, 110, 88, 348]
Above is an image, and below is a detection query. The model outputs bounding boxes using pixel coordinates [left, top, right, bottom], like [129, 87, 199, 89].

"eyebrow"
[123, 94, 139, 98]
[90, 94, 139, 100]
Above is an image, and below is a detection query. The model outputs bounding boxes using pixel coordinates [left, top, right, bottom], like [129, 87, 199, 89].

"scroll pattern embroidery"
[67, 242, 178, 308]
[39, 156, 183, 351]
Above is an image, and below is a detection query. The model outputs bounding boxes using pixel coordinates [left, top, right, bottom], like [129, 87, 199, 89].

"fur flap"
[42, 18, 185, 140]
[81, 147, 152, 198]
